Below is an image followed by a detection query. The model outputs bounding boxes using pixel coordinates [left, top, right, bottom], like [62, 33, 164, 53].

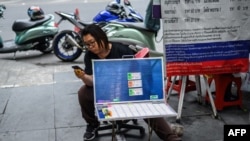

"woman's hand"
[74, 69, 85, 79]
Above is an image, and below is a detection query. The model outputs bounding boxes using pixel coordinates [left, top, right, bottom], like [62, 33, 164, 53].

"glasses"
[84, 40, 96, 48]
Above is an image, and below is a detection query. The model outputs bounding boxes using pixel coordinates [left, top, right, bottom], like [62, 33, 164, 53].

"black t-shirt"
[84, 42, 135, 75]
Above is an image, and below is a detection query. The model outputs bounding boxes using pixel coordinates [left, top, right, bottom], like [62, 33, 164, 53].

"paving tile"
[53, 81, 84, 128]
[53, 71, 79, 84]
[0, 88, 14, 114]
[0, 129, 55, 141]
[0, 85, 54, 132]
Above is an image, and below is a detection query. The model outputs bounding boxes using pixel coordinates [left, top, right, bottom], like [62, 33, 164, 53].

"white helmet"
[106, 1, 125, 15]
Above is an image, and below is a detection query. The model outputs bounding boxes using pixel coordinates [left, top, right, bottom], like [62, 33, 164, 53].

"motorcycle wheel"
[38, 36, 54, 54]
[52, 30, 83, 62]
[39, 43, 53, 54]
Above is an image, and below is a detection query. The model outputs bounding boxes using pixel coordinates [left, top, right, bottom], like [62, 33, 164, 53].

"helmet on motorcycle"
[105, 1, 124, 15]
[27, 6, 44, 20]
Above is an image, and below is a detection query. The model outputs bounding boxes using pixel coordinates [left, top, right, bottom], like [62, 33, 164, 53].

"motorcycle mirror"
[124, 0, 131, 6]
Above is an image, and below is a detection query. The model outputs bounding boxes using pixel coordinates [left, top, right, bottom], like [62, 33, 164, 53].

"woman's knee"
[78, 85, 94, 101]
[78, 85, 85, 96]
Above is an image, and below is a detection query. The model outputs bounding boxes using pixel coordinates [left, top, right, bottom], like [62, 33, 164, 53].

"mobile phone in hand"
[72, 65, 83, 70]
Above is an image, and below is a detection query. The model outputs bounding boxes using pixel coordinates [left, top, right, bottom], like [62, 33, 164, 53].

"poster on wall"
[161, 0, 250, 76]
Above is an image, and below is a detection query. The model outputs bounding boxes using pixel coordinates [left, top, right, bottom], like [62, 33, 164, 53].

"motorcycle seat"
[78, 21, 93, 27]
[112, 22, 156, 33]
[12, 15, 52, 32]
[78, 21, 109, 30]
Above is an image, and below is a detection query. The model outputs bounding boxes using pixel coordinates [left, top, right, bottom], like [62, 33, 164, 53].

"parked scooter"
[52, 0, 144, 61]
[0, 6, 59, 58]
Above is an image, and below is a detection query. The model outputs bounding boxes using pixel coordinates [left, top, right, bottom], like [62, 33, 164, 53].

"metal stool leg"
[166, 76, 177, 102]
[203, 75, 218, 118]
[195, 75, 202, 103]
[176, 76, 187, 122]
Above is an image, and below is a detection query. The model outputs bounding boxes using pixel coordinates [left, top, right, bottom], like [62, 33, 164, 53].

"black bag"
[144, 0, 160, 32]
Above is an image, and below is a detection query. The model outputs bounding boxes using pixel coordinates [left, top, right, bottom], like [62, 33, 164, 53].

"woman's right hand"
[74, 69, 85, 79]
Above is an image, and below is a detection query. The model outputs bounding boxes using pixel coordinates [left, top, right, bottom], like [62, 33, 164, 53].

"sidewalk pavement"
[0, 59, 249, 141]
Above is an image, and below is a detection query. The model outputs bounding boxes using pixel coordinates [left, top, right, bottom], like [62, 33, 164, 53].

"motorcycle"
[0, 5, 59, 59]
[52, 0, 144, 62]
[93, 0, 143, 23]
[52, 10, 90, 62]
